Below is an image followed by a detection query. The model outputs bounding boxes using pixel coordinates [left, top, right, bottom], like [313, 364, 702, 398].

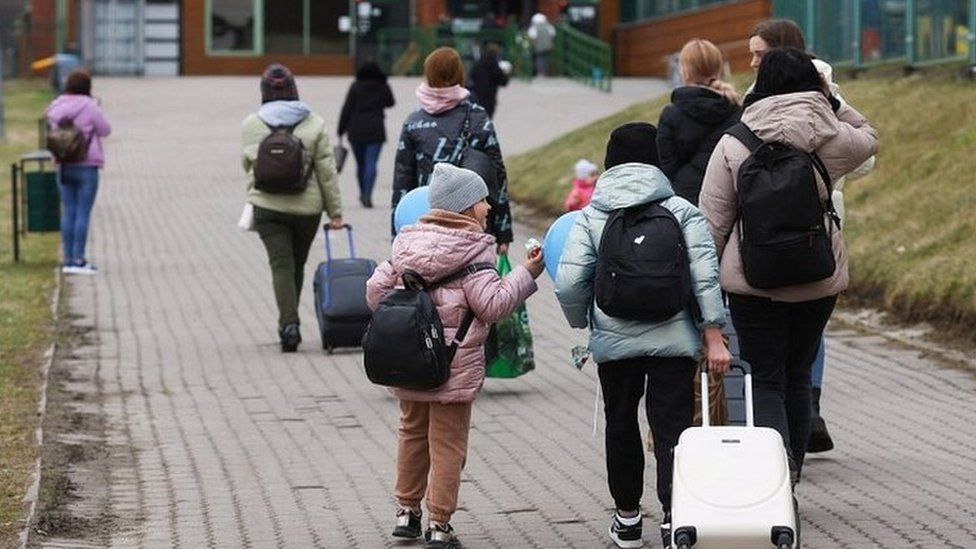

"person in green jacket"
[242, 63, 344, 352]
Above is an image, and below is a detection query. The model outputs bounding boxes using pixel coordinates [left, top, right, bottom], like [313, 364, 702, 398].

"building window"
[310, 1, 350, 55]
[264, 0, 304, 54]
[209, 0, 258, 53]
[207, 0, 350, 56]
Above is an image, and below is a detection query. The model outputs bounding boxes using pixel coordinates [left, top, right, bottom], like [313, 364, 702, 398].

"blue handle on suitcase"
[323, 224, 356, 260]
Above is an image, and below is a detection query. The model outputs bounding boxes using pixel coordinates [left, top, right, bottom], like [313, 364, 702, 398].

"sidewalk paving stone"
[34, 76, 976, 549]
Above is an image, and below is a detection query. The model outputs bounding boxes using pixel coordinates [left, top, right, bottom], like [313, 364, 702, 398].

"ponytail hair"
[678, 38, 741, 105]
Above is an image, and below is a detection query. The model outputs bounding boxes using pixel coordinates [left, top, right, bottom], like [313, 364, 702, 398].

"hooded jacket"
[365, 210, 537, 404]
[554, 163, 726, 364]
[699, 92, 879, 302]
[241, 101, 342, 218]
[45, 94, 112, 167]
[564, 177, 595, 212]
[468, 52, 509, 116]
[337, 65, 396, 143]
[527, 14, 556, 53]
[392, 98, 512, 243]
[657, 86, 740, 206]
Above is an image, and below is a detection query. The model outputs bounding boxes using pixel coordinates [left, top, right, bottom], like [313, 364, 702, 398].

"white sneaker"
[61, 264, 79, 274]
[72, 262, 98, 275]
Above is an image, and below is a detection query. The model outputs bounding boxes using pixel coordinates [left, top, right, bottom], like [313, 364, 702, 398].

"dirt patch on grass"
[24, 309, 118, 547]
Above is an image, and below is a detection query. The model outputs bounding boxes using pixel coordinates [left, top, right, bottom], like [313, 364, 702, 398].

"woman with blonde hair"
[392, 47, 513, 255]
[657, 39, 741, 208]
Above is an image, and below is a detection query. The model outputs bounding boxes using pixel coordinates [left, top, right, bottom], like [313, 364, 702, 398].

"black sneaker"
[608, 513, 643, 549]
[425, 522, 461, 549]
[392, 507, 422, 539]
[279, 324, 301, 353]
[660, 512, 671, 548]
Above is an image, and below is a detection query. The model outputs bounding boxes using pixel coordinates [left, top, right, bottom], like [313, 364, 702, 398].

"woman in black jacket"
[468, 42, 510, 118]
[392, 47, 513, 253]
[338, 61, 395, 208]
[657, 39, 741, 207]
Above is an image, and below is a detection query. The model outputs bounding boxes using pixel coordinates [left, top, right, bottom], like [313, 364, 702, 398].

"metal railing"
[773, 0, 976, 70]
[553, 23, 613, 92]
[375, 24, 534, 81]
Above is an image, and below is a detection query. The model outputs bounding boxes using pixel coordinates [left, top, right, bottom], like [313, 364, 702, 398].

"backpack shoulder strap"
[725, 122, 763, 153]
[430, 262, 495, 290]
[809, 152, 842, 230]
[431, 261, 495, 352]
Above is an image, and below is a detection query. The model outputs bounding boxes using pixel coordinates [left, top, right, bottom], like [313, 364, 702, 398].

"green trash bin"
[26, 171, 60, 232]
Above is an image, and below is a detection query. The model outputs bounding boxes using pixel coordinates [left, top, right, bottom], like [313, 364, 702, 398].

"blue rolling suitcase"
[312, 225, 376, 353]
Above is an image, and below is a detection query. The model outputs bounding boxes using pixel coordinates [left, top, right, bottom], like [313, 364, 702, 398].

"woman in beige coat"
[699, 48, 878, 481]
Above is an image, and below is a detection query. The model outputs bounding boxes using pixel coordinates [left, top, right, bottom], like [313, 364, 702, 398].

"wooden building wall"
[180, 0, 354, 76]
[21, 0, 56, 71]
[416, 0, 448, 25]
[615, 0, 771, 77]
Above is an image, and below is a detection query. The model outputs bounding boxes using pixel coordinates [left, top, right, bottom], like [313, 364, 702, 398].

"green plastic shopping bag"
[485, 254, 536, 378]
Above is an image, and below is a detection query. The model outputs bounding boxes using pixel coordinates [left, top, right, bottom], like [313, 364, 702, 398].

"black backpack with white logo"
[594, 200, 694, 322]
[253, 124, 311, 194]
[725, 123, 839, 289]
[363, 263, 494, 391]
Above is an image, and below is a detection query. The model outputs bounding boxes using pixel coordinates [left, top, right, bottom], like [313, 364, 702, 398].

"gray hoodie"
[555, 163, 725, 364]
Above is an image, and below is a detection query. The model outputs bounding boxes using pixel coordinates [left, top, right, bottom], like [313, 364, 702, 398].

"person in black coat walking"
[657, 39, 741, 207]
[468, 43, 510, 118]
[338, 61, 396, 208]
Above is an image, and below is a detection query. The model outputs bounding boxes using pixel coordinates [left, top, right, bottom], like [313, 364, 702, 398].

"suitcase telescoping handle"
[323, 224, 355, 260]
[701, 361, 754, 428]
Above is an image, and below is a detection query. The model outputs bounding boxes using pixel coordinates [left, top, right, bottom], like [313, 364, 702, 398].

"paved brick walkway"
[37, 77, 976, 549]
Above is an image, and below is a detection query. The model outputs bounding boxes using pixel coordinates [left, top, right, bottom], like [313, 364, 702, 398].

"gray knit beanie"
[427, 163, 489, 213]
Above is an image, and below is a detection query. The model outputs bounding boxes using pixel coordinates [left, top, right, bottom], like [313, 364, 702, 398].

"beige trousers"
[394, 400, 473, 524]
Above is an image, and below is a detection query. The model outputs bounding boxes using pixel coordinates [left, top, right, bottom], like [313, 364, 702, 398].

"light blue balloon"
[393, 186, 431, 233]
[543, 211, 579, 281]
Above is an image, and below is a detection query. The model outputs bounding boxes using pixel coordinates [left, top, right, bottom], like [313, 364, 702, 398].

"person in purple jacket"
[45, 69, 111, 275]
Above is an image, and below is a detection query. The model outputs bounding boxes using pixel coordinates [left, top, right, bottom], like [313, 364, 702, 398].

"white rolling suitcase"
[670, 362, 799, 549]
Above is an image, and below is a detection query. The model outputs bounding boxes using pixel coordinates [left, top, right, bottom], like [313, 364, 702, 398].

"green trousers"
[253, 206, 321, 328]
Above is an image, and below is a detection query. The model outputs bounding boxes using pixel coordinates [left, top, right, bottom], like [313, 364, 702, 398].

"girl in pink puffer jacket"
[366, 163, 543, 548]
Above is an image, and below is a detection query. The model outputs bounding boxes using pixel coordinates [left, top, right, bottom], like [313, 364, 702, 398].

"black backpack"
[363, 263, 495, 391]
[253, 124, 311, 194]
[594, 200, 695, 322]
[725, 123, 840, 289]
[46, 118, 92, 163]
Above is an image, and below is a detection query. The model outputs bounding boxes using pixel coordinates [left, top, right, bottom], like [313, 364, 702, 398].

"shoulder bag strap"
[453, 103, 474, 160]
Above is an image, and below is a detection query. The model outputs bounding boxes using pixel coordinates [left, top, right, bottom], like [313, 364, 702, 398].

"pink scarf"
[416, 83, 471, 115]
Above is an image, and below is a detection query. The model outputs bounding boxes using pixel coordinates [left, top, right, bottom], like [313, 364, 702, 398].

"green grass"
[0, 78, 59, 545]
[507, 70, 976, 337]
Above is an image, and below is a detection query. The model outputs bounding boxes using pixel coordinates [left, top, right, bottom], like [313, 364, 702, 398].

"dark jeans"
[728, 293, 837, 475]
[58, 165, 99, 264]
[350, 141, 382, 203]
[253, 206, 321, 328]
[598, 356, 696, 514]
